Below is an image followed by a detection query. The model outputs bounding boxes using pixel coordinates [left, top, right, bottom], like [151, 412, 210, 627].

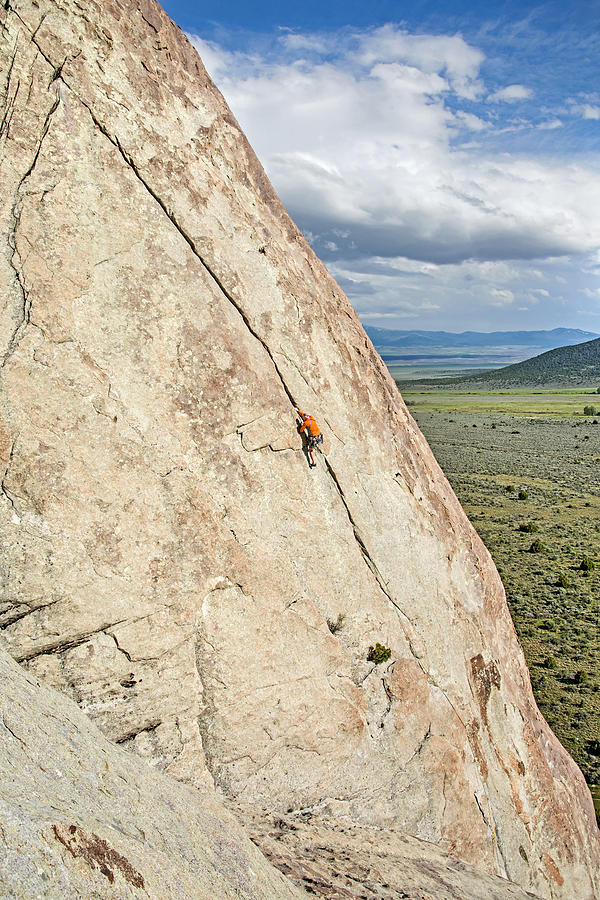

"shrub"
[544, 655, 557, 669]
[518, 490, 529, 500]
[580, 556, 595, 573]
[575, 670, 588, 685]
[367, 642, 391, 664]
[528, 539, 545, 553]
[506, 485, 515, 493]
[518, 523, 538, 533]
[584, 405, 598, 416]
[556, 573, 571, 588]
[327, 613, 345, 634]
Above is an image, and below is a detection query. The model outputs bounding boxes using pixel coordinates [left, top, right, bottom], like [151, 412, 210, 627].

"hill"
[400, 337, 600, 388]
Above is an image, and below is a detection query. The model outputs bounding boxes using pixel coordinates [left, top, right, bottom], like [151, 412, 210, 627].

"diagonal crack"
[14, 618, 129, 663]
[322, 456, 425, 661]
[0, 598, 60, 629]
[77, 101, 300, 410]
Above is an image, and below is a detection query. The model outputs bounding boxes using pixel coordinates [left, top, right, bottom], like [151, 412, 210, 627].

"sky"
[162, 0, 600, 333]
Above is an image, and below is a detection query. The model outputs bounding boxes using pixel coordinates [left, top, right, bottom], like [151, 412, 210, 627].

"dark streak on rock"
[470, 653, 501, 727]
[52, 823, 145, 888]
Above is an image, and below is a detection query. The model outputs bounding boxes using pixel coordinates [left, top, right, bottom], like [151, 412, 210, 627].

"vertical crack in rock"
[2, 87, 60, 368]
[0, 710, 25, 746]
[0, 39, 20, 141]
[1, 439, 20, 515]
[322, 455, 426, 663]
[106, 630, 133, 663]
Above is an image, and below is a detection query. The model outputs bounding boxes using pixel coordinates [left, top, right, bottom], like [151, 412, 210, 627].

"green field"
[402, 387, 600, 792]
[403, 388, 600, 415]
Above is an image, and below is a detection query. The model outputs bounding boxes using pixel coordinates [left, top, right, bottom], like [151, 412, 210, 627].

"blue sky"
[163, 0, 600, 332]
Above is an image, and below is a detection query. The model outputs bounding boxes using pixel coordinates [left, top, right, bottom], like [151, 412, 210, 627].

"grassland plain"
[403, 388, 600, 816]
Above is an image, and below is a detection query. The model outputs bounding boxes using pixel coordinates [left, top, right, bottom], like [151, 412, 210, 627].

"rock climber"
[297, 409, 323, 467]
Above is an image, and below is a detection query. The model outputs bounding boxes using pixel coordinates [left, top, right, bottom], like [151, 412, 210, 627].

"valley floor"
[402, 388, 600, 814]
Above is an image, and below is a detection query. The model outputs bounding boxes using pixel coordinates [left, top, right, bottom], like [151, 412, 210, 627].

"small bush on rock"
[580, 556, 595, 573]
[518, 490, 529, 500]
[327, 613, 345, 634]
[518, 523, 538, 533]
[367, 643, 391, 664]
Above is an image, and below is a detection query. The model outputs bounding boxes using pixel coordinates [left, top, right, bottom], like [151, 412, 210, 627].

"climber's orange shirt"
[298, 414, 321, 437]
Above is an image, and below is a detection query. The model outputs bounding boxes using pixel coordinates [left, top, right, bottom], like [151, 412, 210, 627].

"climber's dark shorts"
[308, 434, 323, 449]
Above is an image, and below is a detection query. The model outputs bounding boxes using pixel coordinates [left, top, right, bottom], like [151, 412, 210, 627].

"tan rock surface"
[0, 1, 598, 898]
[0, 646, 305, 899]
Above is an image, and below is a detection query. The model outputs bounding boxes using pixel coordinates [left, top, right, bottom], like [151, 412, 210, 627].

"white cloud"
[581, 105, 600, 120]
[488, 84, 533, 103]
[454, 111, 491, 132]
[279, 32, 328, 53]
[538, 118, 563, 130]
[188, 26, 600, 331]
[566, 97, 600, 120]
[356, 26, 485, 99]
[490, 288, 515, 305]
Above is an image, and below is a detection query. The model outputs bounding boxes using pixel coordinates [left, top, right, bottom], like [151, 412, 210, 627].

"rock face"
[0, 1, 598, 898]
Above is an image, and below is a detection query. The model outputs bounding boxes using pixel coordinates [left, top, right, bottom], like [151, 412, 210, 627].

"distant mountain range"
[365, 326, 599, 354]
